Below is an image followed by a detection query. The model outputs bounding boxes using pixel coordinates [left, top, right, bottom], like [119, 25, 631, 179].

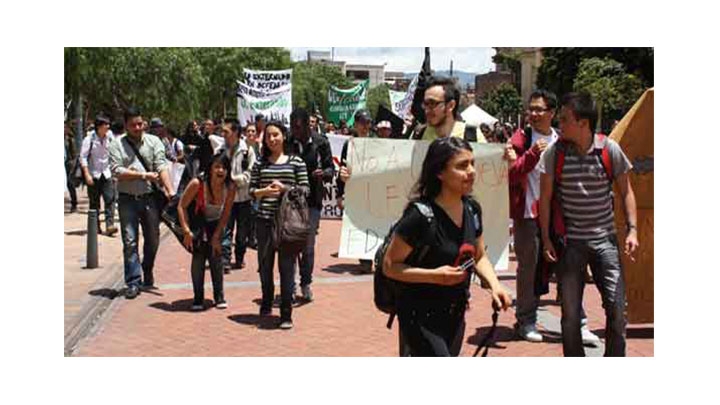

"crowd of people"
[64, 76, 639, 356]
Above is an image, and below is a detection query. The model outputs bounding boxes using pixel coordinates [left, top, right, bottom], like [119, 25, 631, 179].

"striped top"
[249, 155, 310, 220]
[538, 135, 632, 241]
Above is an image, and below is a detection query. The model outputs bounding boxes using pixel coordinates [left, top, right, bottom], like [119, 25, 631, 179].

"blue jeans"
[256, 217, 296, 320]
[297, 207, 321, 287]
[558, 235, 627, 356]
[118, 194, 160, 288]
[222, 201, 252, 267]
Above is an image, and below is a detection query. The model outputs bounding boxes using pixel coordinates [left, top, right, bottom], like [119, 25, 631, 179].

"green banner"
[328, 80, 369, 127]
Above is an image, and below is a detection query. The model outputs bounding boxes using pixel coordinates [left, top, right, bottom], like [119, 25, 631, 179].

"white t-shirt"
[524, 127, 559, 219]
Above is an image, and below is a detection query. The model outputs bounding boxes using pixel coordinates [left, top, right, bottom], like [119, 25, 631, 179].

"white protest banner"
[168, 162, 185, 195]
[237, 81, 291, 99]
[237, 88, 292, 127]
[396, 74, 418, 119]
[338, 138, 510, 269]
[389, 90, 407, 117]
[243, 68, 293, 92]
[321, 133, 351, 219]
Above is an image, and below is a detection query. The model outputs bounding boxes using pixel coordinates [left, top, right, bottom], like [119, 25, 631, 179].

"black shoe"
[125, 285, 140, 299]
[259, 304, 272, 316]
[70, 205, 78, 213]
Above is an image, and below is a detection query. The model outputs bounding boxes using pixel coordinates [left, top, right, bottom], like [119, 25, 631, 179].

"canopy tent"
[461, 104, 498, 128]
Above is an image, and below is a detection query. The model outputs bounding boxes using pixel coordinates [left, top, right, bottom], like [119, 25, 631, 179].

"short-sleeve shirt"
[393, 198, 483, 301]
[538, 135, 632, 240]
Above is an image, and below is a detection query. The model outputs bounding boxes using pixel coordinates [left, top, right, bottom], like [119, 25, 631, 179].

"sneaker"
[516, 323, 543, 343]
[279, 319, 293, 330]
[125, 285, 140, 299]
[216, 300, 228, 309]
[581, 326, 601, 347]
[259, 304, 272, 316]
[223, 265, 231, 275]
[191, 303, 204, 311]
[301, 285, 314, 302]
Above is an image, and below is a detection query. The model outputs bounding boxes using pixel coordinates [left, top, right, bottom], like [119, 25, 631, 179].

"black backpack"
[374, 201, 438, 328]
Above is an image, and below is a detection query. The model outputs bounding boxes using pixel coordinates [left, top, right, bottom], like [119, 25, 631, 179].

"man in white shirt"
[80, 115, 118, 236]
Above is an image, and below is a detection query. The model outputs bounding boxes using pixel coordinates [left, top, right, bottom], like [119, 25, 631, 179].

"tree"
[537, 47, 653, 99]
[480, 83, 523, 123]
[366, 83, 391, 119]
[573, 57, 644, 132]
[291, 61, 353, 118]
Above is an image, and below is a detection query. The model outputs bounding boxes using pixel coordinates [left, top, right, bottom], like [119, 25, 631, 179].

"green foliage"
[366, 83, 391, 119]
[537, 47, 653, 99]
[64, 47, 293, 131]
[573, 57, 644, 131]
[480, 83, 523, 123]
[291, 61, 353, 117]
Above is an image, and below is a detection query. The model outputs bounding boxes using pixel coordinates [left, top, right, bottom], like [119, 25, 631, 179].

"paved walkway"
[64, 199, 653, 357]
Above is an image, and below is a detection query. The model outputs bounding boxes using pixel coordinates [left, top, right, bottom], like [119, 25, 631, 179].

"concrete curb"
[64, 227, 173, 356]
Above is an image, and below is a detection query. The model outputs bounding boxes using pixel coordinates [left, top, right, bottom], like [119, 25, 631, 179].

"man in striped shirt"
[538, 92, 639, 357]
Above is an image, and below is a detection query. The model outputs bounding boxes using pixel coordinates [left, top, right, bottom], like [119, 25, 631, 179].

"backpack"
[534, 133, 614, 296]
[412, 122, 477, 142]
[373, 198, 481, 328]
[273, 185, 311, 254]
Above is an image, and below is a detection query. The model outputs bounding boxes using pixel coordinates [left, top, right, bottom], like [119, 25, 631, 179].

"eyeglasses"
[527, 107, 551, 114]
[422, 99, 446, 110]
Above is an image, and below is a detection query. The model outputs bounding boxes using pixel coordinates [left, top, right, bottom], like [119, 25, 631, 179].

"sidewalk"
[66, 211, 653, 357]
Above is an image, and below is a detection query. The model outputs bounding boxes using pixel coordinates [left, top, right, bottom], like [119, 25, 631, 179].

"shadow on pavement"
[322, 263, 372, 276]
[149, 299, 213, 313]
[228, 314, 281, 330]
[497, 273, 516, 282]
[466, 325, 516, 351]
[66, 230, 89, 236]
[251, 297, 311, 309]
[627, 327, 654, 339]
[88, 288, 121, 300]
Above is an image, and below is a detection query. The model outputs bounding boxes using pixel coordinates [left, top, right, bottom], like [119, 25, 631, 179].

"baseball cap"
[377, 120, 391, 129]
[354, 109, 371, 123]
[150, 117, 164, 128]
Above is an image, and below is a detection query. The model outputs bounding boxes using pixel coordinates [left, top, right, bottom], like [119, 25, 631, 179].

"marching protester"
[220, 119, 256, 272]
[376, 120, 392, 138]
[165, 128, 185, 164]
[255, 114, 266, 144]
[177, 152, 236, 310]
[539, 92, 639, 356]
[337, 109, 375, 272]
[382, 137, 512, 356]
[79, 114, 118, 236]
[249, 121, 310, 329]
[108, 106, 174, 299]
[415, 76, 486, 143]
[65, 121, 79, 213]
[288, 108, 335, 300]
[244, 123, 261, 157]
[509, 90, 599, 345]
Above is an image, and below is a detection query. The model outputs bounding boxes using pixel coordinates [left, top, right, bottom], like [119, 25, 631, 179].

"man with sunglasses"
[508, 90, 599, 346]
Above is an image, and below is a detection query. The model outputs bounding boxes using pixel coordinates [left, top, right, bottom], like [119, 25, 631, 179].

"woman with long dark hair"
[178, 152, 236, 310]
[383, 137, 512, 356]
[249, 121, 310, 329]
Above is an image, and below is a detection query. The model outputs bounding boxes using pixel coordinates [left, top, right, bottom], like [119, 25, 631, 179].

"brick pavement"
[69, 217, 653, 357]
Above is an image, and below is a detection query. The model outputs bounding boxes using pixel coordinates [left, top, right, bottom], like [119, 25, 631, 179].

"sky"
[288, 47, 496, 74]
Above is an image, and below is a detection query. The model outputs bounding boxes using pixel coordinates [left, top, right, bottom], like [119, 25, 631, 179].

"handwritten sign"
[338, 138, 510, 269]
